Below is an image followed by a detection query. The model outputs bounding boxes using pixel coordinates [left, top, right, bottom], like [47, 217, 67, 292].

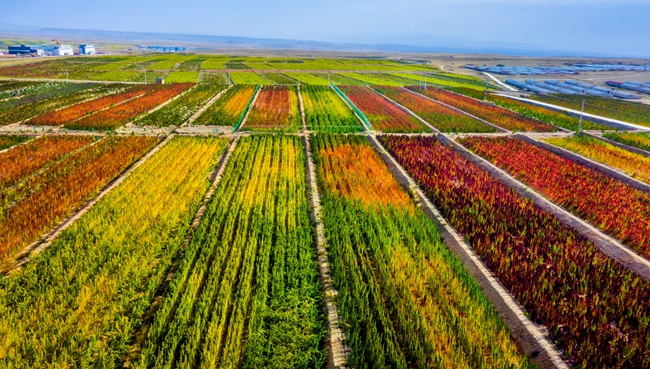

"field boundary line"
[302, 134, 348, 369]
[583, 131, 650, 158]
[183, 85, 233, 127]
[518, 134, 650, 195]
[4, 134, 173, 274]
[367, 133, 569, 369]
[405, 87, 511, 133]
[440, 134, 650, 283]
[369, 86, 439, 133]
[124, 136, 240, 364]
[297, 85, 307, 130]
[234, 85, 261, 133]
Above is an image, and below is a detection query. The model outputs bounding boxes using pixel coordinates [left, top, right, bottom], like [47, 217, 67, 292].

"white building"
[79, 44, 96, 55]
[44, 45, 74, 56]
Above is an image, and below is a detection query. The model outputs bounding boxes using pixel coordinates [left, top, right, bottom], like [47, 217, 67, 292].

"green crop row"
[301, 86, 363, 132]
[135, 134, 326, 368]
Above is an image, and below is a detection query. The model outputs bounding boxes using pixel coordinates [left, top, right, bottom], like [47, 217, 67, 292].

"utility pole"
[144, 69, 147, 84]
[578, 98, 585, 133]
[424, 73, 427, 90]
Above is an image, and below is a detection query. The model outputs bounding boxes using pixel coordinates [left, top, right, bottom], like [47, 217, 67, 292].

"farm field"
[89, 70, 140, 81]
[165, 71, 199, 83]
[135, 83, 225, 127]
[318, 73, 366, 86]
[544, 134, 650, 184]
[200, 59, 228, 69]
[445, 87, 612, 131]
[260, 73, 298, 84]
[0, 82, 65, 103]
[410, 87, 556, 132]
[193, 85, 257, 126]
[2, 52, 650, 369]
[532, 94, 650, 127]
[338, 85, 428, 132]
[372, 86, 497, 133]
[0, 134, 29, 150]
[64, 83, 192, 130]
[301, 86, 364, 132]
[0, 82, 104, 125]
[136, 135, 325, 369]
[391, 73, 489, 90]
[0, 135, 158, 264]
[0, 136, 229, 367]
[486, 93, 611, 131]
[460, 136, 650, 260]
[284, 73, 330, 85]
[312, 134, 533, 368]
[242, 85, 301, 132]
[339, 73, 404, 86]
[229, 72, 271, 84]
[28, 85, 150, 126]
[603, 131, 650, 152]
[201, 72, 229, 84]
[127, 70, 168, 83]
[381, 135, 650, 368]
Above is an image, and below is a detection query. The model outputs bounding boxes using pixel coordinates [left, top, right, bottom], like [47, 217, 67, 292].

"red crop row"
[409, 87, 555, 132]
[372, 86, 497, 133]
[64, 83, 192, 130]
[339, 86, 427, 132]
[460, 136, 650, 260]
[0, 136, 158, 264]
[0, 135, 93, 190]
[244, 86, 300, 131]
[380, 135, 650, 368]
[29, 86, 153, 126]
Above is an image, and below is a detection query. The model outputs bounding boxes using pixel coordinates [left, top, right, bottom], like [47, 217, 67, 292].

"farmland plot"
[193, 85, 257, 126]
[381, 135, 650, 368]
[28, 85, 152, 126]
[339, 86, 427, 132]
[0, 136, 228, 367]
[136, 135, 326, 369]
[301, 86, 363, 132]
[0, 135, 29, 151]
[242, 86, 301, 132]
[64, 83, 192, 130]
[312, 134, 532, 368]
[460, 136, 650, 260]
[373, 86, 496, 133]
[135, 83, 226, 127]
[604, 131, 650, 152]
[0, 135, 158, 263]
[411, 87, 556, 132]
[545, 135, 650, 184]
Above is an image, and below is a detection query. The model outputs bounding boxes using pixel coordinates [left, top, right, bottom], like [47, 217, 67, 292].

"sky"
[3, 0, 650, 57]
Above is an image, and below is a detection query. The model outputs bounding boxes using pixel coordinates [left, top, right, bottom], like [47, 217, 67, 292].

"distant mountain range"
[0, 24, 634, 58]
